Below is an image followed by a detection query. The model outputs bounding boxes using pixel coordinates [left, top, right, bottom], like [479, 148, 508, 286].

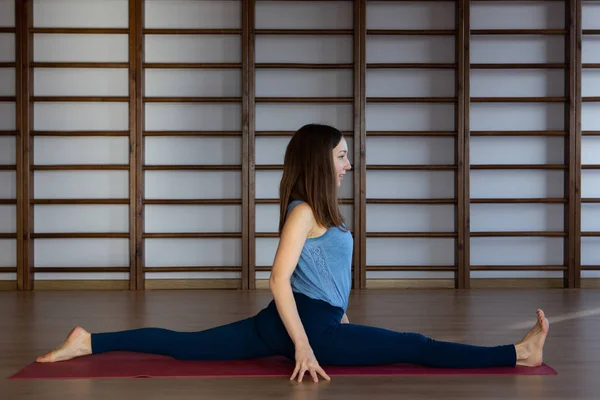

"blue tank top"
[286, 200, 353, 311]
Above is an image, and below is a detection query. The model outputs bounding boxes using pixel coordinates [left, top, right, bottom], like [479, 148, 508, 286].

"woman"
[36, 123, 549, 383]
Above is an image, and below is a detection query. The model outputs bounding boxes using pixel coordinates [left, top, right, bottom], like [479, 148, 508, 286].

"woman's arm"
[269, 203, 330, 383]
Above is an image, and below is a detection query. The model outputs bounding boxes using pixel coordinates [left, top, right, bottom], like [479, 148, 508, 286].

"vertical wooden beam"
[456, 0, 470, 289]
[15, 0, 23, 290]
[19, 0, 33, 291]
[128, 0, 137, 290]
[564, 0, 581, 288]
[355, 0, 366, 289]
[247, 0, 256, 290]
[133, 0, 145, 290]
[241, 0, 251, 290]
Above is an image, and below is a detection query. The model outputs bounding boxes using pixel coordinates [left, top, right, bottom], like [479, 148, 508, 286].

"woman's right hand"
[290, 342, 331, 383]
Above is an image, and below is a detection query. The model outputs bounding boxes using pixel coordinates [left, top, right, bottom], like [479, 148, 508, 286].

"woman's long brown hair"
[278, 124, 347, 234]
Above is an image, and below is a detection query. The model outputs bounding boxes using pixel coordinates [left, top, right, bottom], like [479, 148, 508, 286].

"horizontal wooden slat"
[0, 233, 16, 239]
[143, 233, 241, 238]
[0, 96, 16, 102]
[0, 27, 15, 33]
[470, 164, 566, 170]
[32, 62, 129, 68]
[582, 198, 600, 203]
[32, 96, 129, 102]
[0, 62, 16, 68]
[582, 165, 600, 169]
[33, 267, 129, 273]
[144, 29, 241, 35]
[367, 63, 456, 69]
[471, 97, 566, 102]
[366, 232, 457, 238]
[0, 165, 16, 171]
[470, 130, 566, 136]
[255, 97, 353, 103]
[0, 199, 16, 205]
[31, 233, 129, 239]
[143, 266, 241, 272]
[365, 265, 458, 271]
[30, 28, 129, 34]
[255, 130, 353, 137]
[143, 97, 241, 103]
[471, 198, 566, 204]
[367, 97, 456, 103]
[255, 198, 354, 205]
[0, 267, 17, 273]
[255, 29, 352, 35]
[469, 265, 567, 271]
[143, 199, 242, 205]
[582, 232, 600, 237]
[143, 165, 241, 171]
[471, 63, 565, 69]
[366, 198, 457, 204]
[255, 232, 354, 238]
[583, 97, 600, 102]
[32, 199, 129, 205]
[583, 131, 600, 136]
[366, 131, 456, 136]
[471, 231, 566, 237]
[471, 29, 566, 35]
[143, 63, 241, 69]
[367, 29, 456, 35]
[33, 131, 130, 137]
[143, 131, 241, 137]
[255, 63, 353, 69]
[583, 64, 600, 69]
[32, 164, 129, 171]
[582, 265, 600, 271]
[366, 164, 457, 170]
[582, 30, 600, 35]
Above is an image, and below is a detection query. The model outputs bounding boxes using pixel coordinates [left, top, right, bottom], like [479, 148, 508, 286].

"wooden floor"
[1, 288, 599, 399]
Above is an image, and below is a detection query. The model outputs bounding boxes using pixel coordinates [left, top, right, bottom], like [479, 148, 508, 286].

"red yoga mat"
[9, 352, 557, 380]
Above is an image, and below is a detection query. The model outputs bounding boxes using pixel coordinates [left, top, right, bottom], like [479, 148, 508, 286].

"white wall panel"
[33, 0, 128, 28]
[0, 171, 16, 198]
[255, 104, 353, 132]
[145, 0, 241, 29]
[255, 70, 353, 98]
[366, 104, 455, 131]
[255, 238, 278, 267]
[470, 237, 563, 266]
[33, 34, 129, 62]
[256, 1, 352, 29]
[366, 1, 454, 30]
[144, 35, 240, 63]
[0, 205, 16, 233]
[366, 204, 454, 233]
[144, 171, 241, 199]
[255, 36, 353, 64]
[366, 238, 455, 266]
[0, 136, 15, 164]
[0, 102, 16, 130]
[582, 204, 600, 233]
[33, 102, 129, 131]
[470, 170, 564, 199]
[366, 171, 455, 199]
[470, 136, 564, 165]
[34, 171, 129, 199]
[0, 68, 15, 96]
[34, 68, 129, 97]
[367, 69, 455, 98]
[144, 239, 241, 267]
[366, 36, 455, 64]
[366, 137, 455, 165]
[34, 239, 129, 268]
[34, 137, 129, 165]
[470, 70, 564, 98]
[145, 69, 241, 97]
[145, 137, 241, 165]
[470, 1, 564, 29]
[471, 36, 564, 64]
[145, 205, 241, 233]
[470, 204, 564, 232]
[0, 33, 15, 62]
[470, 103, 565, 131]
[0, 239, 16, 267]
[144, 103, 241, 131]
[34, 205, 129, 233]
[255, 170, 353, 199]
[0, 0, 14, 27]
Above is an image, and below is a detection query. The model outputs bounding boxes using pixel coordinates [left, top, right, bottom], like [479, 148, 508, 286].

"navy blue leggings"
[91, 292, 516, 368]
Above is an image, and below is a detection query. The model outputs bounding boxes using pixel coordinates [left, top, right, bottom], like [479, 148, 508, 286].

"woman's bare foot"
[36, 326, 92, 363]
[514, 309, 549, 367]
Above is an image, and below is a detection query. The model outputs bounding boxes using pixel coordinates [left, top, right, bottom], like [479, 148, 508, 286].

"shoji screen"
[252, 0, 357, 289]
[364, 1, 461, 288]
[468, 0, 572, 288]
[582, 0, 600, 286]
[0, 0, 17, 290]
[28, 0, 132, 289]
[141, 0, 246, 289]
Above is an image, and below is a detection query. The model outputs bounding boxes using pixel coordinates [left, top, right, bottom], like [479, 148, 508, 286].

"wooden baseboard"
[366, 279, 455, 289]
[365, 278, 566, 289]
[145, 279, 241, 290]
[582, 279, 600, 289]
[33, 280, 130, 290]
[0, 281, 17, 290]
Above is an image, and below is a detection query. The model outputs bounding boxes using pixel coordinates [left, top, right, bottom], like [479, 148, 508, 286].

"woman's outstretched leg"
[36, 316, 276, 363]
[312, 309, 549, 368]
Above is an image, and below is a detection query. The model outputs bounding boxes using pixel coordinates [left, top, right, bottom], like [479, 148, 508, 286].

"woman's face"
[332, 137, 352, 186]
